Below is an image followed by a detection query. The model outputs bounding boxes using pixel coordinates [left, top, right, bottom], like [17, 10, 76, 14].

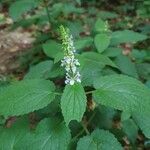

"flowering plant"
[0, 2, 149, 148]
[60, 25, 81, 85]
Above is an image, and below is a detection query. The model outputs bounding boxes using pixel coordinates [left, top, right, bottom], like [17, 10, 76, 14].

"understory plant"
[0, 0, 150, 149]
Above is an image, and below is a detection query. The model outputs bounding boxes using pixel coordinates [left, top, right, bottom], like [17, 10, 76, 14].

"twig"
[71, 111, 96, 141]
[43, 0, 51, 26]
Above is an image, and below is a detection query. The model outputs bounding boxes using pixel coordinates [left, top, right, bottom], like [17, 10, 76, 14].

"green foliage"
[0, 118, 71, 150]
[0, 117, 29, 149]
[94, 34, 111, 53]
[42, 40, 62, 58]
[61, 83, 86, 125]
[0, 79, 55, 117]
[9, 0, 39, 21]
[133, 112, 150, 138]
[79, 52, 117, 86]
[24, 60, 53, 79]
[0, 0, 150, 149]
[122, 119, 138, 144]
[115, 54, 138, 78]
[93, 75, 150, 114]
[75, 37, 93, 50]
[77, 129, 123, 150]
[111, 30, 147, 45]
[94, 19, 108, 33]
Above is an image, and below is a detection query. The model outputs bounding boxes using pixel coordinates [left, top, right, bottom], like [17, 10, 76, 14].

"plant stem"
[43, 0, 51, 26]
[54, 90, 94, 96]
[71, 111, 96, 141]
[54, 92, 62, 96]
[81, 121, 90, 135]
[85, 90, 95, 94]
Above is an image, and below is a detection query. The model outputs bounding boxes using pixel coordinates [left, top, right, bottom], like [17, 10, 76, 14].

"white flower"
[60, 25, 81, 85]
[69, 79, 75, 85]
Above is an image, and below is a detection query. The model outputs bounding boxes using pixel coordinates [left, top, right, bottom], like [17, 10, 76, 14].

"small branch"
[81, 121, 90, 135]
[54, 90, 95, 96]
[43, 0, 51, 26]
[85, 90, 95, 95]
[54, 92, 62, 96]
[71, 111, 96, 141]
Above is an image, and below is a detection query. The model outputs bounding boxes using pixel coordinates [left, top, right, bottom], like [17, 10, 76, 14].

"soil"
[0, 28, 34, 75]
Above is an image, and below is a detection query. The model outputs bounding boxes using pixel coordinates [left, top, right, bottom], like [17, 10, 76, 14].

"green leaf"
[24, 60, 53, 79]
[61, 83, 86, 125]
[75, 0, 81, 5]
[121, 111, 131, 121]
[103, 47, 122, 57]
[98, 11, 118, 19]
[115, 54, 138, 78]
[79, 52, 117, 68]
[132, 112, 150, 138]
[9, 0, 39, 21]
[78, 52, 117, 86]
[75, 37, 93, 50]
[44, 63, 65, 79]
[130, 49, 147, 60]
[93, 75, 150, 114]
[93, 106, 116, 129]
[94, 34, 111, 53]
[17, 118, 71, 150]
[42, 40, 62, 58]
[146, 80, 150, 88]
[0, 117, 29, 150]
[136, 63, 150, 80]
[77, 129, 123, 150]
[63, 3, 84, 15]
[0, 79, 55, 117]
[111, 30, 147, 45]
[122, 119, 138, 144]
[94, 19, 108, 33]
[54, 52, 64, 63]
[0, 118, 71, 150]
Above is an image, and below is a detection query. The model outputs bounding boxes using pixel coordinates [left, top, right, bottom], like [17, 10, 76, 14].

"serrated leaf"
[93, 106, 116, 129]
[94, 18, 108, 33]
[146, 80, 150, 88]
[111, 30, 147, 45]
[98, 11, 118, 19]
[75, 37, 93, 50]
[54, 52, 64, 63]
[94, 34, 110, 53]
[42, 40, 62, 58]
[75, 0, 81, 5]
[93, 75, 150, 114]
[0, 117, 29, 149]
[17, 118, 71, 150]
[61, 83, 86, 125]
[24, 60, 53, 79]
[78, 52, 117, 86]
[130, 49, 147, 60]
[122, 119, 138, 144]
[9, 0, 39, 21]
[132, 112, 150, 138]
[0, 118, 71, 150]
[115, 54, 138, 78]
[103, 47, 122, 57]
[136, 63, 150, 80]
[44, 63, 65, 79]
[77, 129, 123, 150]
[121, 111, 131, 121]
[0, 79, 55, 117]
[79, 52, 117, 68]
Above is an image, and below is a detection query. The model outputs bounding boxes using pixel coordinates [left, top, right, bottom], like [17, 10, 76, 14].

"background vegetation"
[0, 0, 150, 149]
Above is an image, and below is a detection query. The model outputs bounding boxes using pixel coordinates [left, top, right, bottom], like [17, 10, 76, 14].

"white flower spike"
[59, 25, 81, 85]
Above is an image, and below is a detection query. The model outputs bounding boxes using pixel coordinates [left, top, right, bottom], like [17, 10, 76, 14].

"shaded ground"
[0, 28, 34, 74]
